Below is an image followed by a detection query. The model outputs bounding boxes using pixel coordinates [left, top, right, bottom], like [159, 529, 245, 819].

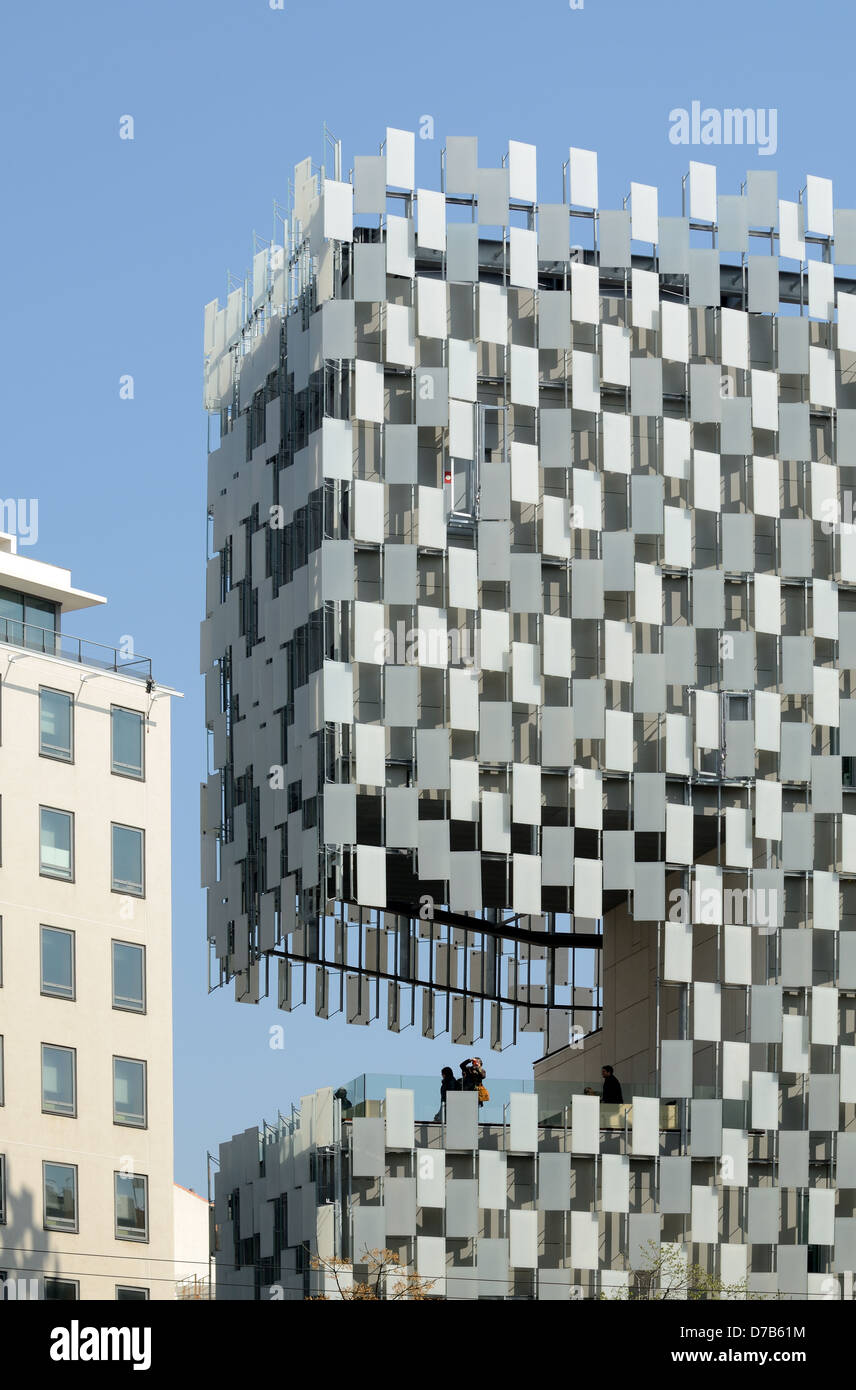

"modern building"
[202, 129, 856, 1292]
[212, 1076, 852, 1301]
[0, 533, 178, 1299]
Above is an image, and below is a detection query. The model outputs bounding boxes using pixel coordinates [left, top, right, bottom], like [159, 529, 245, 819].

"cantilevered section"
[201, 130, 856, 1059]
[0, 531, 105, 612]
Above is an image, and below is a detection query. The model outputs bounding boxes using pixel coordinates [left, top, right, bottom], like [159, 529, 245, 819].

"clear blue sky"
[1, 0, 850, 1190]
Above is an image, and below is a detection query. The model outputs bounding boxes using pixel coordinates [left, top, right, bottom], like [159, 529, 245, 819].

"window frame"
[110, 823, 145, 898]
[114, 1171, 149, 1244]
[43, 1160, 78, 1233]
[39, 806, 74, 882]
[112, 1055, 147, 1129]
[41, 1042, 77, 1117]
[38, 686, 74, 763]
[110, 705, 145, 781]
[0, 1153, 5, 1224]
[44, 1277, 79, 1300]
[40, 926, 76, 1001]
[116, 1285, 149, 1301]
[111, 940, 146, 1014]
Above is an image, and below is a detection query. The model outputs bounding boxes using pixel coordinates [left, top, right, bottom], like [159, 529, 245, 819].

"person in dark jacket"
[440, 1067, 459, 1103]
[600, 1065, 623, 1104]
[434, 1067, 460, 1120]
[460, 1057, 487, 1105]
[459, 1058, 484, 1090]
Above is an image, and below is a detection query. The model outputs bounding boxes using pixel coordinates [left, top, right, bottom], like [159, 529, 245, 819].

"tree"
[308, 1247, 435, 1301]
[602, 1241, 777, 1301]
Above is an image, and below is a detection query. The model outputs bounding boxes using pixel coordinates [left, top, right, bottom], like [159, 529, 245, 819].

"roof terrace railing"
[258, 1075, 739, 1139]
[334, 1073, 725, 1126]
[0, 617, 152, 681]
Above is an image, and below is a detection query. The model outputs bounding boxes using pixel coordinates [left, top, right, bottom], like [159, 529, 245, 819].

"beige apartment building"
[0, 533, 177, 1300]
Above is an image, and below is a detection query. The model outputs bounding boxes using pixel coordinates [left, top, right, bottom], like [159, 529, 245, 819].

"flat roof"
[0, 533, 105, 614]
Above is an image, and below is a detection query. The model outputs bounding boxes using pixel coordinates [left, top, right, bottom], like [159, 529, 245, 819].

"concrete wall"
[174, 1184, 213, 1294]
[536, 895, 659, 1094]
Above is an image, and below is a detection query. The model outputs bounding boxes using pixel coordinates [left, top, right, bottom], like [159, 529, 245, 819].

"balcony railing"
[0, 617, 152, 681]
[176, 1275, 213, 1300]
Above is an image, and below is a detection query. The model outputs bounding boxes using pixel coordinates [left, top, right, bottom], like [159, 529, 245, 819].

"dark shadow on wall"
[0, 1177, 64, 1300]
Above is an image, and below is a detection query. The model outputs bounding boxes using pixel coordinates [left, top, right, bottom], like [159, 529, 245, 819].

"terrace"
[0, 614, 152, 682]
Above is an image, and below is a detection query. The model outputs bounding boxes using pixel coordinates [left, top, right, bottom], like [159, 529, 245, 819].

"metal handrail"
[0, 617, 152, 680]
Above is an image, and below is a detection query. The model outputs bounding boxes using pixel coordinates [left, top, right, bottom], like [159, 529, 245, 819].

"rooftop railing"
[0, 617, 152, 681]
[260, 1074, 748, 1140]
[334, 1073, 725, 1127]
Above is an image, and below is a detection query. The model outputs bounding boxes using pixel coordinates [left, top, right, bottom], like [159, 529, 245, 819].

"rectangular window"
[43, 1161, 78, 1232]
[39, 807, 73, 881]
[116, 1285, 149, 1300]
[0, 1154, 5, 1223]
[25, 594, 59, 652]
[112, 941, 145, 1012]
[113, 1057, 147, 1128]
[111, 707, 144, 779]
[111, 824, 144, 897]
[115, 1172, 148, 1242]
[39, 688, 73, 761]
[44, 1278, 79, 1300]
[0, 588, 24, 645]
[41, 1044, 76, 1116]
[40, 927, 75, 1000]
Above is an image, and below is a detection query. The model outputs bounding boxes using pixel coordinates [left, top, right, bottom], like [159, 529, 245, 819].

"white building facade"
[0, 534, 177, 1299]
